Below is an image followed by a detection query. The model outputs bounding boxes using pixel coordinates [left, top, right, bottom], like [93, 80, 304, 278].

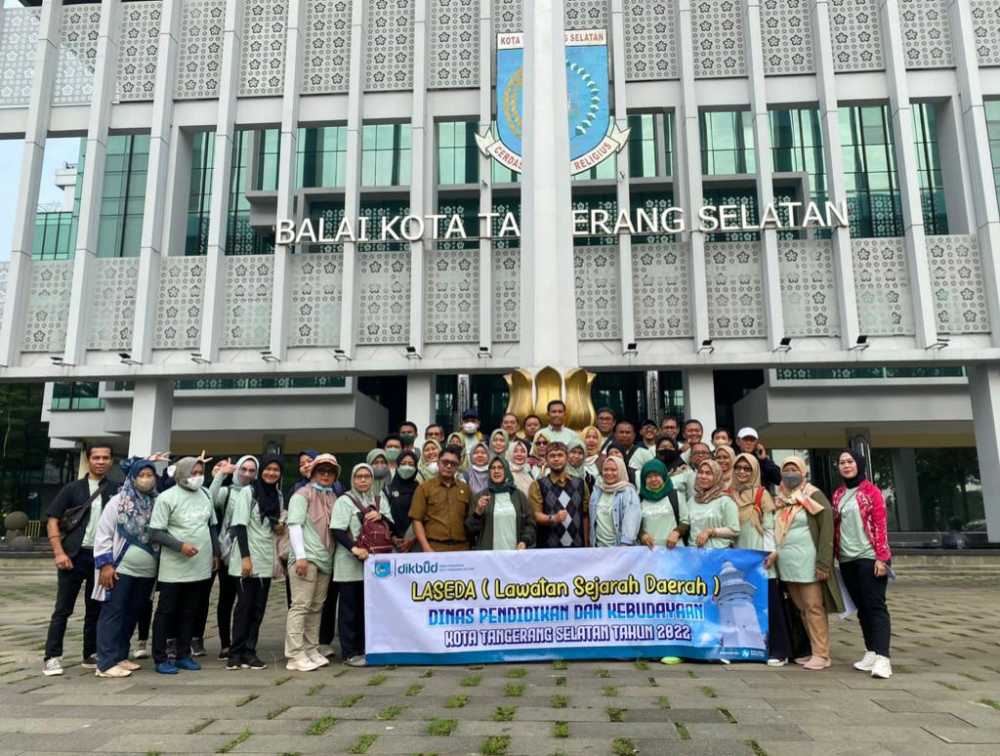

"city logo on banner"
[476, 29, 630, 175]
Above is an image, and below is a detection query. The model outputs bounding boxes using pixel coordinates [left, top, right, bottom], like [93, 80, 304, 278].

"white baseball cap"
[737, 427, 759, 439]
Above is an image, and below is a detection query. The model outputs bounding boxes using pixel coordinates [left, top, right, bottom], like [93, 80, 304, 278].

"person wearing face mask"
[464, 442, 492, 493]
[398, 421, 419, 450]
[208, 455, 258, 661]
[507, 438, 535, 498]
[383, 435, 404, 474]
[149, 457, 219, 675]
[688, 460, 740, 550]
[366, 449, 391, 497]
[467, 457, 536, 551]
[459, 408, 484, 458]
[91, 458, 161, 678]
[773, 457, 844, 671]
[385, 449, 420, 552]
[225, 455, 284, 671]
[418, 439, 442, 481]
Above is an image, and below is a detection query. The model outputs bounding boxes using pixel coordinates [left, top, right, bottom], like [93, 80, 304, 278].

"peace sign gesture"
[213, 458, 236, 477]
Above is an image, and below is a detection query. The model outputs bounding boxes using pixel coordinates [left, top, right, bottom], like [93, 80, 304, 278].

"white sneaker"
[133, 640, 149, 659]
[853, 651, 877, 672]
[766, 658, 788, 667]
[307, 650, 330, 668]
[42, 657, 63, 677]
[318, 644, 336, 658]
[285, 656, 320, 672]
[345, 655, 367, 667]
[871, 655, 892, 679]
[95, 664, 132, 678]
[118, 659, 141, 672]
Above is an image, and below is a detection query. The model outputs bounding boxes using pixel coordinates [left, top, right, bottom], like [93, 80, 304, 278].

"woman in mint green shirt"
[688, 460, 740, 550]
[588, 456, 642, 547]
[638, 459, 686, 549]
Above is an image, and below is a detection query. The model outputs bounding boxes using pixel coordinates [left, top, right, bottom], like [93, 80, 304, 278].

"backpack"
[344, 493, 394, 554]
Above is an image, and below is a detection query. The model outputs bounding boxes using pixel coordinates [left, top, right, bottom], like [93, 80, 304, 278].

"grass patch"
[552, 721, 569, 738]
[506, 668, 527, 678]
[602, 685, 619, 697]
[718, 707, 737, 724]
[493, 705, 517, 721]
[551, 660, 568, 670]
[979, 698, 1000, 710]
[445, 694, 470, 709]
[550, 694, 569, 709]
[657, 695, 671, 709]
[216, 729, 251, 754]
[461, 674, 481, 687]
[961, 672, 985, 682]
[746, 740, 769, 756]
[405, 683, 423, 696]
[186, 719, 215, 735]
[674, 722, 691, 741]
[480, 735, 511, 755]
[633, 660, 649, 671]
[347, 734, 377, 754]
[305, 716, 337, 736]
[426, 718, 458, 736]
[606, 706, 625, 722]
[420, 669, 434, 678]
[686, 670, 697, 678]
[273, 675, 293, 686]
[700, 685, 718, 699]
[338, 693, 364, 707]
[306, 683, 325, 697]
[367, 673, 387, 686]
[377, 705, 405, 721]
[235, 693, 258, 707]
[611, 737, 637, 756]
[554, 676, 567, 687]
[503, 682, 525, 697]
[936, 680, 962, 691]
[266, 705, 290, 720]
[595, 668, 611, 678]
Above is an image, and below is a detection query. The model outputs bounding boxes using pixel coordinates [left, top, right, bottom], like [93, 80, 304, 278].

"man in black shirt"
[42, 444, 119, 676]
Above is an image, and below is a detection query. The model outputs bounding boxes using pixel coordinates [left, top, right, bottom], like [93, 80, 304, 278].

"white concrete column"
[520, 0, 578, 369]
[0, 0, 62, 367]
[948, 0, 1000, 347]
[477, 0, 494, 352]
[677, 1, 710, 348]
[746, 0, 784, 351]
[63, 0, 121, 366]
[407, 0, 430, 355]
[405, 374, 436, 438]
[269, 0, 305, 361]
[199, 0, 243, 361]
[337, 0, 368, 358]
[127, 379, 174, 457]
[683, 368, 716, 432]
[812, 0, 861, 349]
[968, 365, 1000, 542]
[132, 0, 182, 363]
[610, 0, 636, 352]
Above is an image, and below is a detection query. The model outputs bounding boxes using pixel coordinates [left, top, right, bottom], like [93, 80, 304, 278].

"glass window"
[296, 126, 347, 188]
[986, 100, 1000, 211]
[362, 123, 411, 186]
[50, 382, 103, 411]
[912, 102, 949, 235]
[185, 130, 214, 256]
[571, 192, 617, 246]
[255, 129, 281, 191]
[437, 120, 479, 185]
[32, 211, 75, 261]
[701, 111, 756, 175]
[839, 105, 904, 238]
[94, 134, 150, 258]
[226, 129, 275, 255]
[628, 112, 673, 178]
[770, 108, 827, 204]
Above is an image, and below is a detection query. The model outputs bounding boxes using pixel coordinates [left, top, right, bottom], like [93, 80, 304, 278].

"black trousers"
[337, 581, 365, 658]
[136, 590, 153, 641]
[766, 578, 793, 661]
[152, 578, 212, 664]
[840, 558, 891, 657]
[217, 571, 239, 649]
[44, 548, 100, 661]
[192, 569, 216, 641]
[319, 578, 340, 646]
[230, 577, 271, 663]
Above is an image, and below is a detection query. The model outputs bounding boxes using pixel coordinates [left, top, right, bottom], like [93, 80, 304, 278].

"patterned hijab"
[732, 453, 772, 534]
[116, 458, 158, 552]
[774, 456, 823, 545]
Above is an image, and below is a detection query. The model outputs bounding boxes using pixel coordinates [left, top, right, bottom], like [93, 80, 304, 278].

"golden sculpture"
[504, 366, 596, 430]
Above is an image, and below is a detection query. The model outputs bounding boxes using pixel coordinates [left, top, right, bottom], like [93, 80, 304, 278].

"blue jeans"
[96, 573, 155, 672]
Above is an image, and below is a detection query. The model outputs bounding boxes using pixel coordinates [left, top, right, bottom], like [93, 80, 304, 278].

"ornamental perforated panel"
[429, 0, 480, 90]
[289, 252, 343, 347]
[21, 261, 74, 353]
[493, 0, 523, 34]
[705, 241, 766, 338]
[777, 239, 840, 338]
[87, 258, 140, 351]
[624, 1, 678, 80]
[493, 247, 520, 343]
[927, 235, 991, 335]
[154, 257, 205, 350]
[302, 0, 352, 94]
[691, 0, 747, 79]
[174, 0, 226, 99]
[116, 1, 161, 102]
[52, 4, 102, 106]
[972, 1, 1000, 66]
[424, 247, 479, 344]
[365, 0, 414, 91]
[564, 0, 608, 30]
[760, 0, 814, 75]
[356, 249, 411, 344]
[898, 0, 953, 69]
[0, 7, 41, 107]
[574, 246, 622, 341]
[240, 0, 288, 97]
[829, 0, 883, 72]
[223, 255, 273, 348]
[852, 237, 915, 336]
[632, 242, 692, 339]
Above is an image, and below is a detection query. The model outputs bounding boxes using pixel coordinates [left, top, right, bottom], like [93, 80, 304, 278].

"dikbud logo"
[396, 560, 439, 575]
[374, 561, 392, 578]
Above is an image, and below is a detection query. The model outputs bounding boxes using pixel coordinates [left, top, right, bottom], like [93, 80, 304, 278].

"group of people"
[40, 402, 894, 680]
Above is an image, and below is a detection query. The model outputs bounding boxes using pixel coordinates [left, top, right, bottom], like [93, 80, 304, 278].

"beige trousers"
[284, 562, 330, 659]
[787, 581, 830, 659]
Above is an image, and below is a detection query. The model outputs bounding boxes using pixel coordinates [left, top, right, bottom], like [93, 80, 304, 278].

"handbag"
[58, 484, 104, 537]
[345, 493, 394, 554]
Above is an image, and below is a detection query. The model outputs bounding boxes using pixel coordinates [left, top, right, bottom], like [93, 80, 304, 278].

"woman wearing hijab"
[507, 439, 535, 498]
[581, 425, 603, 482]
[446, 432, 469, 472]
[489, 429, 509, 459]
[638, 459, 686, 549]
[92, 458, 161, 678]
[528, 430, 550, 470]
[225, 454, 283, 671]
[463, 442, 491, 493]
[688, 460, 740, 550]
[566, 437, 588, 481]
[418, 439, 441, 481]
[331, 463, 394, 667]
[466, 457, 536, 550]
[366, 449, 390, 497]
[149, 457, 219, 675]
[589, 456, 642, 547]
[285, 453, 339, 672]
[773, 456, 844, 671]
[385, 449, 420, 552]
[832, 449, 893, 679]
[732, 453, 790, 666]
[604, 443, 638, 486]
[208, 455, 258, 660]
[713, 445, 736, 492]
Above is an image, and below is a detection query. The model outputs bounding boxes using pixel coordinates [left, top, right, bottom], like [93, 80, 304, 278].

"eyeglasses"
[734, 465, 753, 472]
[439, 459, 458, 467]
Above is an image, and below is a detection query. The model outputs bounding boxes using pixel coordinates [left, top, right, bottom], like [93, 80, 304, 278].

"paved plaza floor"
[0, 557, 999, 755]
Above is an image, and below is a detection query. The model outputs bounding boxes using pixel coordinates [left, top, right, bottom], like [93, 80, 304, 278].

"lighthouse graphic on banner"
[715, 561, 767, 653]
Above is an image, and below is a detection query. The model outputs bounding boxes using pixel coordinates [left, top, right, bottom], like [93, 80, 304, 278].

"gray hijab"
[173, 457, 201, 491]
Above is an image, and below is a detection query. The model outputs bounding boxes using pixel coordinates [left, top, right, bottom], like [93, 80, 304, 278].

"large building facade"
[1, 0, 1000, 544]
